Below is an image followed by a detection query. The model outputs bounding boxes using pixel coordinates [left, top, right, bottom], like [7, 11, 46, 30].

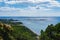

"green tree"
[0, 23, 15, 40]
[40, 23, 60, 40]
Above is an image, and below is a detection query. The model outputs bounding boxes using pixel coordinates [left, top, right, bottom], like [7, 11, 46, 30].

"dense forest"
[40, 23, 60, 40]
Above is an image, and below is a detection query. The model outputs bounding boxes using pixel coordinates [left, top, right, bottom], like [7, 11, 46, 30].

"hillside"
[40, 23, 60, 40]
[0, 19, 37, 40]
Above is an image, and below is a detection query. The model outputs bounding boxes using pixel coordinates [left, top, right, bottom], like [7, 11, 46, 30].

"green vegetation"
[0, 19, 60, 40]
[40, 23, 60, 40]
[0, 19, 37, 40]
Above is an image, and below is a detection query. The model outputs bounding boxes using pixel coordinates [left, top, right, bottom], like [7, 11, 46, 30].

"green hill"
[40, 23, 60, 40]
[0, 19, 37, 40]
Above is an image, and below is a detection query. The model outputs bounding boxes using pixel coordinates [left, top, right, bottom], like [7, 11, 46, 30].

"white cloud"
[4, 1, 27, 4]
[0, 0, 60, 16]
[0, 7, 60, 17]
[3, 0, 60, 8]
[0, 7, 21, 12]
[48, 0, 60, 7]
[0, 0, 3, 2]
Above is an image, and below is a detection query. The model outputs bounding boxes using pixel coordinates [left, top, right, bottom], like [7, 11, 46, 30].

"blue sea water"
[0, 16, 60, 35]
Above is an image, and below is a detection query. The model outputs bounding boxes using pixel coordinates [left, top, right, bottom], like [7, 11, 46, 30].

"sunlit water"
[0, 17, 60, 35]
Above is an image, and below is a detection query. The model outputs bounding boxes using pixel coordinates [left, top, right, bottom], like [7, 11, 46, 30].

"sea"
[0, 16, 60, 35]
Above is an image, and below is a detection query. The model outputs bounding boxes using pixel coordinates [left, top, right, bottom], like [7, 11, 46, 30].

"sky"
[0, 0, 60, 17]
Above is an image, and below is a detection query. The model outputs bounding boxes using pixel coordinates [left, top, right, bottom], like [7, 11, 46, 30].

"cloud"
[0, 0, 60, 16]
[0, 0, 60, 9]
[0, 0, 3, 2]
[0, 7, 20, 12]
[0, 7, 60, 16]
[48, 0, 60, 7]
[2, 0, 60, 10]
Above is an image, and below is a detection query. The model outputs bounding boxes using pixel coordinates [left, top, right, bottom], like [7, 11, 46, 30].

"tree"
[40, 23, 60, 40]
[0, 23, 15, 40]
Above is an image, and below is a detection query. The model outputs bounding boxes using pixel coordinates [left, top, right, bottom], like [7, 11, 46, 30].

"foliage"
[40, 23, 60, 40]
[0, 19, 37, 40]
[0, 23, 15, 40]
